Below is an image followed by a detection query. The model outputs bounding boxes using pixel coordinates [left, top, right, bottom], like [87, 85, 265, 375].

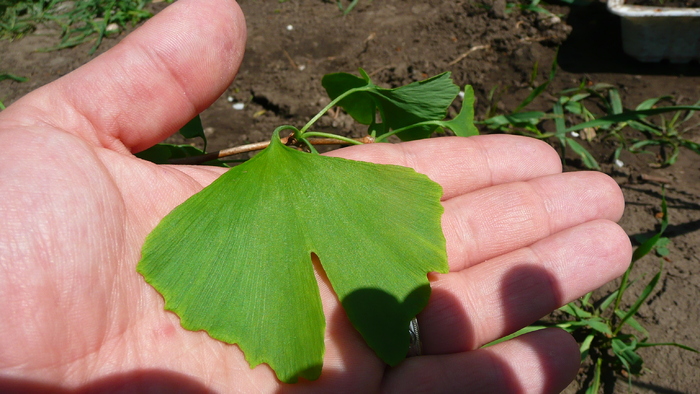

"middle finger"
[442, 170, 625, 271]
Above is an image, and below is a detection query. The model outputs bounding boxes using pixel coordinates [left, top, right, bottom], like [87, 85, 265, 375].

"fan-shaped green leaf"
[138, 133, 448, 383]
[322, 70, 460, 140]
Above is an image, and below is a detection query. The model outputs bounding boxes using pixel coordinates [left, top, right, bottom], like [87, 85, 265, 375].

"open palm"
[0, 0, 631, 392]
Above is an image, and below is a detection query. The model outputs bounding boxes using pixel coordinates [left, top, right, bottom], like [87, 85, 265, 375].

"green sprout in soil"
[322, 0, 360, 15]
[0, 0, 156, 53]
[482, 59, 700, 170]
[137, 70, 477, 383]
[0, 72, 28, 110]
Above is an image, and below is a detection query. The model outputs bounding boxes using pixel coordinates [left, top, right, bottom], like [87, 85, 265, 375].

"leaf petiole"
[300, 132, 367, 145]
[375, 120, 441, 142]
[297, 86, 371, 137]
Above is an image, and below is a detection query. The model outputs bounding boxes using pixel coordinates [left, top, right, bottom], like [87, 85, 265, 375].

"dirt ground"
[1, 0, 699, 392]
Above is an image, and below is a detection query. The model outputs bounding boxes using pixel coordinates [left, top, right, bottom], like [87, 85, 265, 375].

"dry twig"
[169, 136, 375, 165]
[447, 45, 490, 66]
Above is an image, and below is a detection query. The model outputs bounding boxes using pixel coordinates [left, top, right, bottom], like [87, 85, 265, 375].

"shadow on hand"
[1, 265, 570, 393]
[0, 369, 216, 394]
[498, 264, 568, 393]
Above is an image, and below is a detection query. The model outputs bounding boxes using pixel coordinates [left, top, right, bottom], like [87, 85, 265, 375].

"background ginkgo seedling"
[138, 71, 478, 383]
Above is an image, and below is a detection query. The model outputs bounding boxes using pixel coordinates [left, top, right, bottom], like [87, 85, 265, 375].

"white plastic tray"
[608, 0, 700, 63]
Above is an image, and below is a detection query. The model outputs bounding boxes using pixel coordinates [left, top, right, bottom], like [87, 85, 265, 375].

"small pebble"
[570, 131, 580, 138]
[286, 25, 293, 31]
[106, 23, 120, 33]
[614, 159, 624, 168]
[298, 65, 306, 71]
[232, 103, 245, 110]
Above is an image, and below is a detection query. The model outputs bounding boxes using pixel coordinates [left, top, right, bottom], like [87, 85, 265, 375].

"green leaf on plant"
[612, 335, 644, 376]
[632, 191, 668, 263]
[484, 111, 545, 129]
[433, 86, 479, 137]
[138, 131, 448, 383]
[179, 115, 207, 151]
[565, 106, 700, 134]
[0, 73, 28, 82]
[566, 137, 600, 170]
[616, 264, 663, 333]
[585, 358, 602, 394]
[560, 303, 592, 319]
[614, 309, 648, 336]
[637, 341, 699, 353]
[579, 333, 594, 362]
[581, 318, 613, 336]
[322, 70, 460, 140]
[482, 325, 548, 348]
[135, 143, 227, 167]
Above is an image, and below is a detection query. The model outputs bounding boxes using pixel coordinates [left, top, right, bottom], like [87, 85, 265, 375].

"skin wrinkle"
[528, 179, 559, 236]
[472, 135, 496, 192]
[470, 183, 540, 260]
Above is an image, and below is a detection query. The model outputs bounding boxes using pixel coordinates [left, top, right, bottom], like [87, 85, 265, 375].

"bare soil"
[1, 0, 699, 392]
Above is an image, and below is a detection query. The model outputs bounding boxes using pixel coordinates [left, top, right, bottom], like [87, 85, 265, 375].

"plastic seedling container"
[608, 0, 700, 63]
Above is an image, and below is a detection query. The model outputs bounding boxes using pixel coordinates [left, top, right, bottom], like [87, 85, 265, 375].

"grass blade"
[609, 88, 623, 115]
[637, 342, 699, 352]
[585, 358, 602, 394]
[482, 325, 548, 348]
[635, 96, 671, 111]
[614, 264, 663, 336]
[582, 318, 613, 336]
[614, 309, 648, 336]
[580, 333, 595, 362]
[0, 73, 28, 82]
[632, 191, 668, 263]
[560, 303, 593, 318]
[513, 56, 557, 113]
[565, 106, 700, 133]
[566, 138, 600, 169]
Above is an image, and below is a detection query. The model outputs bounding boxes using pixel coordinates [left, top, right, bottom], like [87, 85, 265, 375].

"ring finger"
[419, 218, 632, 355]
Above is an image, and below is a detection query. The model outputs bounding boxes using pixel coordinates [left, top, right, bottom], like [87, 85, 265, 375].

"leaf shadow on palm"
[0, 266, 572, 392]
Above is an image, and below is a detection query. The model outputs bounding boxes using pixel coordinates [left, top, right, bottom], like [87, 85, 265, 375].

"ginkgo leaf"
[435, 85, 479, 137]
[322, 70, 460, 140]
[138, 132, 448, 383]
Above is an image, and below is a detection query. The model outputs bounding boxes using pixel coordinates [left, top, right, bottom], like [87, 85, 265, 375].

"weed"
[481, 64, 700, 170]
[0, 0, 156, 53]
[506, 0, 556, 15]
[322, 0, 361, 15]
[0, 72, 28, 110]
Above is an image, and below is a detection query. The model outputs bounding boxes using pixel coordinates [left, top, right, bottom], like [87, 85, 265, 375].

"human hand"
[0, 0, 631, 392]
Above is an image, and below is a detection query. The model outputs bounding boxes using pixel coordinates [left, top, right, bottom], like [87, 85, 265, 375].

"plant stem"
[612, 264, 633, 321]
[168, 136, 374, 165]
[300, 138, 319, 154]
[301, 131, 370, 145]
[297, 86, 368, 137]
[375, 120, 438, 142]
